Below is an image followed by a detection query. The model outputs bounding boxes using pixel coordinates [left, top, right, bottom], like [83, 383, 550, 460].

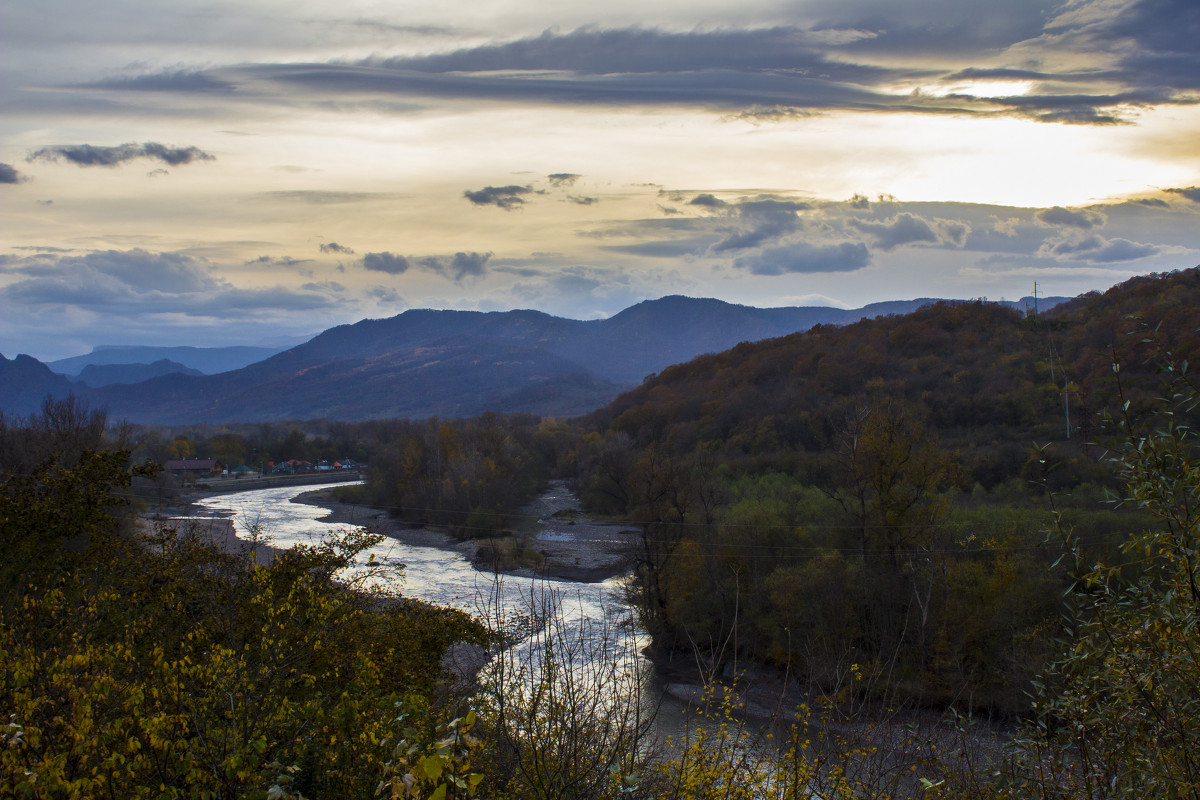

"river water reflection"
[193, 482, 648, 693]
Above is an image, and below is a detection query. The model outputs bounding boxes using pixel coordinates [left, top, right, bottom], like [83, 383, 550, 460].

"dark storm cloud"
[805, 0, 1051, 57]
[688, 194, 729, 209]
[361, 251, 410, 274]
[1041, 234, 1105, 258]
[851, 213, 940, 250]
[1166, 187, 1200, 203]
[153, 28, 927, 116]
[1087, 238, 1161, 262]
[27, 142, 215, 167]
[952, 0, 1200, 123]
[75, 56, 915, 119]
[0, 163, 24, 184]
[1038, 232, 1161, 263]
[18, 249, 222, 293]
[1036, 206, 1106, 229]
[589, 195, 1188, 274]
[380, 26, 896, 82]
[0, 249, 337, 317]
[590, 197, 819, 257]
[988, 90, 1176, 126]
[359, 250, 492, 281]
[1024, 107, 1126, 126]
[711, 199, 808, 252]
[418, 251, 492, 281]
[464, 185, 534, 210]
[1101, 0, 1200, 91]
[733, 241, 870, 275]
[63, 0, 1200, 128]
[816, 0, 1193, 113]
[547, 173, 580, 186]
[319, 242, 356, 254]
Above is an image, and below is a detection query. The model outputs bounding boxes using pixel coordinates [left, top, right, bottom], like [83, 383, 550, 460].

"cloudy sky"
[2, 0, 1198, 361]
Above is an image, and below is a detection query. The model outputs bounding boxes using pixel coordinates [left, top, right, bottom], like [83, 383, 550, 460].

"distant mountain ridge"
[3, 294, 1067, 423]
[49, 345, 289, 376]
[72, 359, 204, 387]
[0, 353, 77, 418]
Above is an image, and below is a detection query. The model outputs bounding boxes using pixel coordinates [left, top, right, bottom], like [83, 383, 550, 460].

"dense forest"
[4, 269, 1197, 797]
[570, 269, 1200, 714]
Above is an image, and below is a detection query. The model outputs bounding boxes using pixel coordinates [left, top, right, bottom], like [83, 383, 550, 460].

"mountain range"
[1, 294, 1063, 423]
[49, 345, 289, 376]
[71, 360, 205, 387]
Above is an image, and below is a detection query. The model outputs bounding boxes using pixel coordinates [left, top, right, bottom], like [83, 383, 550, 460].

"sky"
[2, 0, 1198, 361]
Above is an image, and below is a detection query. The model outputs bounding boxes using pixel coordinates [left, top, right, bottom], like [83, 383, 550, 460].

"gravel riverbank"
[294, 480, 637, 583]
[137, 509, 286, 565]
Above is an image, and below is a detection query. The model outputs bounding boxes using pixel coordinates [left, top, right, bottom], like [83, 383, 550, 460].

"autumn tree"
[0, 413, 486, 798]
[822, 398, 959, 681]
[1006, 365, 1200, 798]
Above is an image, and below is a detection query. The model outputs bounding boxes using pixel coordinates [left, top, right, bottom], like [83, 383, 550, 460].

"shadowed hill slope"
[584, 269, 1200, 488]
[5, 293, 1066, 423]
[81, 296, 957, 423]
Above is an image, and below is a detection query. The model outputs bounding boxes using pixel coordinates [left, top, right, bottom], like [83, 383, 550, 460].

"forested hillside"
[573, 268, 1200, 714]
[587, 269, 1200, 489]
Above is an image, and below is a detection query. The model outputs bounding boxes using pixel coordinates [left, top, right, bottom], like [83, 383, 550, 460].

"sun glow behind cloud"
[921, 80, 1037, 98]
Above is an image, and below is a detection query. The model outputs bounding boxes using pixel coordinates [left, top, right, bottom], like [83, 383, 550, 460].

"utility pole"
[1064, 384, 1070, 440]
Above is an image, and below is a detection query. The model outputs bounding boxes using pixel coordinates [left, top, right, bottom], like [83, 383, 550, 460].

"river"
[192, 482, 651, 715]
[194, 481, 628, 616]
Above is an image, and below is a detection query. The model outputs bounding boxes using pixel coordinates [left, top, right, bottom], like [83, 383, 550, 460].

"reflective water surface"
[193, 482, 647, 683]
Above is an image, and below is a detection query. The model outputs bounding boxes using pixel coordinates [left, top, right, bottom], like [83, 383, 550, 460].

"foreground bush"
[0, 448, 484, 799]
